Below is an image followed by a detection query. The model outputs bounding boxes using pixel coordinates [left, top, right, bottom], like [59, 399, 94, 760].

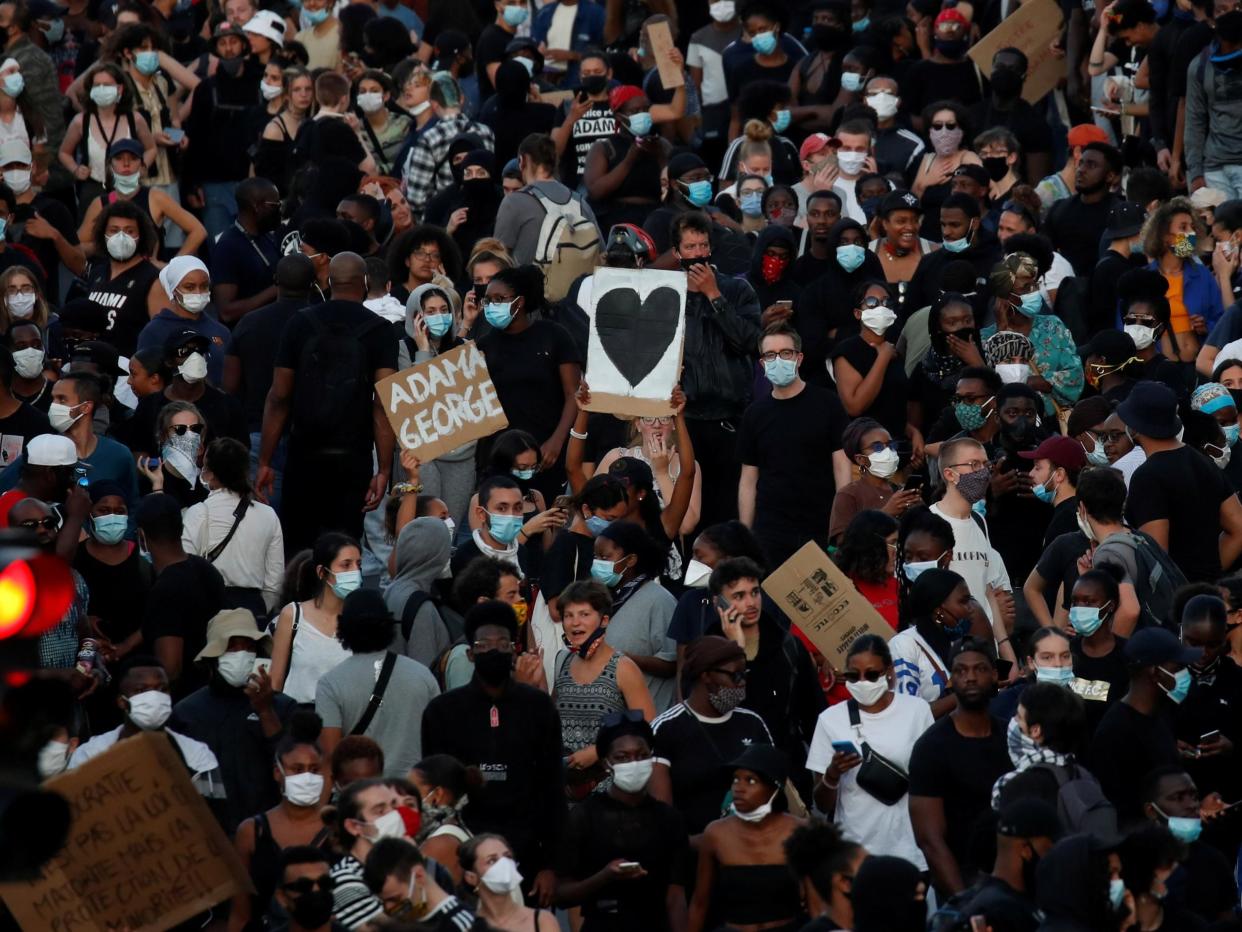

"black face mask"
[289, 890, 334, 929]
[934, 37, 968, 58]
[1217, 9, 1242, 42]
[990, 68, 1025, 99]
[219, 55, 245, 77]
[461, 178, 495, 204]
[680, 256, 710, 272]
[931, 326, 975, 353]
[812, 23, 850, 51]
[581, 74, 607, 95]
[473, 649, 513, 685]
[1002, 415, 1034, 445]
[982, 156, 1010, 182]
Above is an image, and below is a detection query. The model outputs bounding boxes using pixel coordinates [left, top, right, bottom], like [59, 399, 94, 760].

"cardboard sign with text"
[646, 19, 684, 89]
[0, 731, 252, 932]
[968, 0, 1066, 104]
[378, 341, 508, 462]
[763, 541, 892, 669]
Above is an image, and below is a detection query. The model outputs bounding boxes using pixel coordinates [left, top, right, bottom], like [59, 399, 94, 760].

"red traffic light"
[0, 554, 73, 640]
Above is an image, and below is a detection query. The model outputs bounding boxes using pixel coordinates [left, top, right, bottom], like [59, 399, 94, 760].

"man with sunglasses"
[909, 638, 1013, 898]
[10, 496, 91, 671]
[274, 846, 340, 932]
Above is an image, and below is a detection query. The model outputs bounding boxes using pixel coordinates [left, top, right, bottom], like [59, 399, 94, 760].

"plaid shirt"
[401, 112, 494, 217]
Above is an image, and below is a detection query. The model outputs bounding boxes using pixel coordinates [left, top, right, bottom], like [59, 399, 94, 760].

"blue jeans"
[250, 431, 286, 513]
[1206, 166, 1242, 200]
[202, 180, 240, 240]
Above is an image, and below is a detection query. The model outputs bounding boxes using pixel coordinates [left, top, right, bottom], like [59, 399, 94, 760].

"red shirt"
[794, 574, 900, 706]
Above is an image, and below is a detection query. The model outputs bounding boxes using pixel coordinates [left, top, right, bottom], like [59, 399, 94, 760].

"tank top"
[87, 258, 161, 357]
[555, 650, 628, 753]
[249, 811, 333, 926]
[283, 602, 352, 704]
[84, 111, 137, 184]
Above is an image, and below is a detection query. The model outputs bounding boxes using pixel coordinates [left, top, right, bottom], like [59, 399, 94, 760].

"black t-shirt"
[73, 543, 151, 645]
[0, 402, 49, 468]
[1045, 495, 1080, 548]
[225, 297, 303, 432]
[738, 383, 847, 545]
[556, 793, 689, 930]
[475, 24, 515, 99]
[541, 530, 594, 605]
[900, 59, 982, 114]
[292, 115, 367, 169]
[142, 554, 225, 699]
[1177, 657, 1242, 800]
[478, 319, 580, 444]
[1090, 701, 1180, 823]
[907, 714, 1013, 877]
[559, 100, 615, 186]
[828, 336, 909, 437]
[1125, 445, 1234, 582]
[1070, 635, 1128, 738]
[956, 875, 1041, 932]
[1045, 194, 1119, 276]
[651, 702, 772, 835]
[15, 195, 77, 303]
[1166, 841, 1238, 925]
[724, 55, 797, 101]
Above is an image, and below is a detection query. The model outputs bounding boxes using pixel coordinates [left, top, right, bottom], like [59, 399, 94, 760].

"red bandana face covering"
[761, 253, 789, 284]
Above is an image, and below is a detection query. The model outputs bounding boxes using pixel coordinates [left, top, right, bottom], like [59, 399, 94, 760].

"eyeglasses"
[709, 667, 746, 684]
[171, 423, 204, 435]
[930, 121, 958, 131]
[411, 249, 441, 262]
[947, 459, 988, 471]
[640, 416, 672, 426]
[760, 349, 799, 362]
[17, 515, 58, 531]
[473, 637, 514, 652]
[1123, 315, 1158, 326]
[282, 876, 335, 895]
[841, 669, 886, 683]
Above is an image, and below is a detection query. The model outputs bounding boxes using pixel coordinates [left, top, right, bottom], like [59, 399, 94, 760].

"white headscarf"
[159, 255, 210, 299]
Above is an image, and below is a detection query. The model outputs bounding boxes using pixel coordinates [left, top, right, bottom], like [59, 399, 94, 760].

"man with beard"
[969, 48, 1052, 184]
[909, 639, 1014, 898]
[789, 191, 842, 286]
[1043, 142, 1122, 276]
[210, 177, 282, 323]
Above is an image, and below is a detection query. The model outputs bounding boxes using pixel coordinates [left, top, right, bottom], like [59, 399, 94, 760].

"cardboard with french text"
[584, 267, 686, 417]
[0, 731, 252, 932]
[967, 0, 1066, 105]
[378, 341, 508, 462]
[762, 542, 893, 670]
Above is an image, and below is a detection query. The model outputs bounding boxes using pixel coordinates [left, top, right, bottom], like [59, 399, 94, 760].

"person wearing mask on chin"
[421, 600, 566, 910]
[68, 656, 223, 800]
[136, 256, 230, 384]
[969, 48, 1052, 184]
[903, 193, 1001, 318]
[863, 76, 924, 177]
[170, 609, 295, 836]
[556, 710, 690, 932]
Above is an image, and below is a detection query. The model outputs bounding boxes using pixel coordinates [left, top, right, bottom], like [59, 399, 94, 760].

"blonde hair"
[0, 266, 50, 331]
[738, 120, 774, 168]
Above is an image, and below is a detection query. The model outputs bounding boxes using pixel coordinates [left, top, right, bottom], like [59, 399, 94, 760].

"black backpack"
[1096, 530, 1188, 631]
[292, 311, 386, 445]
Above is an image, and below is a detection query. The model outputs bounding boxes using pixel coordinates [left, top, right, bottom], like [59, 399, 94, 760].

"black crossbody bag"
[847, 699, 909, 806]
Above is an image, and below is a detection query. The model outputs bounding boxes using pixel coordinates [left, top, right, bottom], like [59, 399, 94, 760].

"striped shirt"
[330, 855, 383, 930]
[424, 895, 479, 931]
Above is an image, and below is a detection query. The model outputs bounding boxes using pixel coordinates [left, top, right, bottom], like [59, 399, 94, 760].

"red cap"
[799, 132, 840, 160]
[609, 85, 645, 112]
[1017, 434, 1088, 470]
[1067, 123, 1109, 148]
[935, 7, 970, 27]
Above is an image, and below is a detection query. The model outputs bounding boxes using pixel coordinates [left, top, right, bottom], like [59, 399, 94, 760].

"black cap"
[998, 798, 1061, 840]
[1117, 380, 1181, 439]
[435, 29, 470, 57]
[1102, 201, 1145, 241]
[1081, 328, 1137, 365]
[164, 329, 210, 352]
[879, 190, 921, 217]
[107, 138, 143, 161]
[57, 298, 110, 333]
[1125, 628, 1202, 666]
[70, 339, 125, 376]
[953, 163, 990, 187]
[727, 744, 789, 789]
[668, 152, 708, 180]
[28, 0, 66, 17]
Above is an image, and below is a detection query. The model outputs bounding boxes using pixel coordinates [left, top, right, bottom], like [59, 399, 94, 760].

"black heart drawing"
[595, 285, 681, 388]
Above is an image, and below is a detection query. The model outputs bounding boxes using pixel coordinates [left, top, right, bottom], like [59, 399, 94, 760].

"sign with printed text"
[378, 341, 508, 462]
[585, 267, 686, 417]
[0, 731, 252, 932]
[763, 542, 892, 669]
[968, 0, 1066, 105]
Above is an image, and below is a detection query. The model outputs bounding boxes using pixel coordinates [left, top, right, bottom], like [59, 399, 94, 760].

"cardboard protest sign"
[763, 542, 892, 669]
[647, 19, 684, 89]
[0, 732, 252, 932]
[585, 268, 686, 417]
[378, 341, 508, 462]
[968, 0, 1065, 104]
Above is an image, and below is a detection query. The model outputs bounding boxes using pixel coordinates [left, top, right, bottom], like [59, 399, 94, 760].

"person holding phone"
[1177, 594, 1242, 801]
[830, 417, 923, 545]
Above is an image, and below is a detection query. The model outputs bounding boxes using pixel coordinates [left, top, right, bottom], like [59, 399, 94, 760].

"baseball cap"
[27, 434, 78, 467]
[1018, 434, 1088, 470]
[998, 798, 1061, 840]
[1067, 124, 1110, 148]
[1125, 627, 1202, 666]
[108, 138, 144, 160]
[70, 340, 126, 377]
[935, 7, 970, 27]
[435, 29, 470, 59]
[879, 190, 921, 217]
[953, 163, 990, 187]
[1102, 201, 1145, 241]
[208, 23, 251, 53]
[243, 10, 286, 47]
[799, 132, 839, 161]
[0, 137, 30, 167]
[164, 329, 210, 353]
[1191, 187, 1228, 211]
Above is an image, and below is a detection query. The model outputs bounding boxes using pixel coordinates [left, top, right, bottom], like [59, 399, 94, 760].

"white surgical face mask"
[369, 808, 407, 839]
[37, 739, 70, 778]
[1076, 508, 1095, 541]
[610, 758, 654, 792]
[3, 168, 30, 194]
[357, 91, 384, 113]
[126, 689, 172, 730]
[260, 80, 283, 100]
[866, 446, 899, 477]
[216, 650, 256, 687]
[12, 345, 43, 378]
[178, 351, 208, 383]
[860, 304, 896, 334]
[730, 788, 778, 823]
[1124, 323, 1155, 350]
[6, 291, 35, 319]
[684, 558, 712, 588]
[480, 856, 524, 894]
[845, 676, 889, 705]
[178, 291, 210, 314]
[282, 770, 325, 806]
[709, 0, 735, 20]
[106, 230, 137, 261]
[837, 150, 867, 175]
[996, 362, 1031, 384]
[48, 401, 84, 433]
[865, 91, 898, 119]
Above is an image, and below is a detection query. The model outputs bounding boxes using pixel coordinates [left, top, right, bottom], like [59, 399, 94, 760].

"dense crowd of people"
[6, 0, 1242, 926]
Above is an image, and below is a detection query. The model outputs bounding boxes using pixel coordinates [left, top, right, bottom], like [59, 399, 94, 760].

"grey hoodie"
[385, 517, 452, 668]
[1185, 48, 1242, 180]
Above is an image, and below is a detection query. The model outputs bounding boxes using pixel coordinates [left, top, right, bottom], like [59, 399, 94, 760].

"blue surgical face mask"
[590, 557, 622, 587]
[1032, 478, 1055, 503]
[1035, 665, 1075, 686]
[683, 179, 712, 206]
[1226, 423, 1240, 447]
[502, 4, 528, 25]
[740, 191, 763, 217]
[763, 356, 797, 387]
[511, 467, 535, 481]
[942, 234, 971, 253]
[92, 513, 128, 545]
[1087, 437, 1109, 466]
[853, 15, 870, 31]
[901, 556, 942, 581]
[1016, 291, 1043, 317]
[1109, 878, 1126, 910]
[627, 111, 653, 137]
[1159, 666, 1192, 704]
[423, 312, 452, 338]
[751, 29, 777, 54]
[1154, 805, 1203, 844]
[1069, 604, 1106, 636]
[485, 301, 514, 330]
[584, 514, 612, 535]
[836, 243, 865, 272]
[840, 71, 864, 91]
[305, 6, 329, 24]
[487, 512, 524, 545]
[135, 50, 160, 76]
[2, 73, 23, 97]
[329, 568, 362, 598]
[772, 109, 791, 132]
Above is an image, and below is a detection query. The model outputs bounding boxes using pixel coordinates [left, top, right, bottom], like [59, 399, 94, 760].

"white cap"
[0, 137, 31, 167]
[243, 10, 286, 47]
[27, 434, 77, 467]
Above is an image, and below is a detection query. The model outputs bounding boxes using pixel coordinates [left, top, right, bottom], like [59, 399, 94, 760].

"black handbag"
[847, 699, 910, 806]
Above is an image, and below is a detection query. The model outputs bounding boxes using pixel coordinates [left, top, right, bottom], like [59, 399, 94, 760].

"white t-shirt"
[928, 503, 1012, 622]
[888, 626, 949, 704]
[544, 2, 577, 71]
[834, 178, 865, 224]
[806, 693, 933, 869]
[1039, 251, 1074, 304]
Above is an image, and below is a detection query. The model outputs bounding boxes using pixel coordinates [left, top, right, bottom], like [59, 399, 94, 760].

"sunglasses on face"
[170, 423, 204, 435]
[17, 515, 58, 531]
[859, 295, 889, 309]
[842, 669, 886, 683]
[930, 121, 958, 131]
[282, 876, 335, 896]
